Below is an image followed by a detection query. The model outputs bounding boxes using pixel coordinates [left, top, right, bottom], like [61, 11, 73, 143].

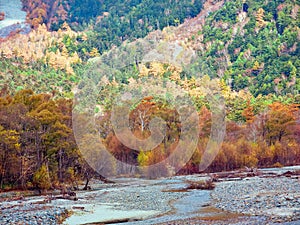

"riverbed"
[0, 0, 26, 29]
[0, 166, 300, 225]
[0, 0, 30, 38]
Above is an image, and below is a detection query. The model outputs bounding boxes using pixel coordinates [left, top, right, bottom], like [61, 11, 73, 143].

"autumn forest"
[0, 0, 300, 191]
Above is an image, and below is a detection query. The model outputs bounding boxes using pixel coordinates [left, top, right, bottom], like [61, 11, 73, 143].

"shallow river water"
[0, 0, 26, 29]
[0, 0, 30, 38]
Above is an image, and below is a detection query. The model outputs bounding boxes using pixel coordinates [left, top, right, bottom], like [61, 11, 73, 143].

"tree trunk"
[58, 148, 63, 182]
[83, 175, 89, 190]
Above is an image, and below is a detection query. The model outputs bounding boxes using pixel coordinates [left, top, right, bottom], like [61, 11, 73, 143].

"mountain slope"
[20, 0, 203, 53]
[176, 0, 300, 96]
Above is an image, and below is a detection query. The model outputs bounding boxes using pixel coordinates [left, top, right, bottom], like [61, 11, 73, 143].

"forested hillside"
[0, 0, 299, 190]
[21, 0, 203, 53]
[174, 0, 300, 96]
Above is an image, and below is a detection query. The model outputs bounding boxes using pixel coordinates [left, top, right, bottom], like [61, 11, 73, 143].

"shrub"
[273, 162, 283, 168]
[33, 165, 51, 190]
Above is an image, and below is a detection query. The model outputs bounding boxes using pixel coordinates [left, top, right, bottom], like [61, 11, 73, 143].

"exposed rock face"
[172, 0, 225, 42]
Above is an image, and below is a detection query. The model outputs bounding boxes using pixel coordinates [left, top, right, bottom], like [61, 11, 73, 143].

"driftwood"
[72, 206, 85, 210]
[3, 195, 25, 202]
[208, 168, 300, 182]
[209, 170, 262, 182]
[82, 218, 131, 225]
[186, 179, 215, 190]
[280, 170, 300, 179]
[56, 195, 78, 201]
[57, 187, 77, 201]
[163, 179, 216, 192]
[42, 187, 78, 202]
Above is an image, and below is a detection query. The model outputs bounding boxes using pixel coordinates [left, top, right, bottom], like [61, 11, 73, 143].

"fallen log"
[56, 195, 78, 201]
[72, 206, 85, 210]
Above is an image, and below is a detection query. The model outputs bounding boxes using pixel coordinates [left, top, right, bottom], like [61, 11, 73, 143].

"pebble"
[211, 176, 300, 223]
[1, 175, 299, 224]
[0, 202, 67, 225]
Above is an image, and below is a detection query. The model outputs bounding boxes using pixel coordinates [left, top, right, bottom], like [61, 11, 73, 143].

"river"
[0, 0, 30, 38]
[0, 0, 26, 29]
[1, 167, 299, 224]
[63, 166, 300, 224]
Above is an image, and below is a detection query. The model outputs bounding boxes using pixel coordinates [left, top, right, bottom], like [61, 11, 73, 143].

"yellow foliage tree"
[61, 21, 71, 31]
[61, 45, 69, 57]
[256, 8, 267, 28]
[0, 23, 85, 74]
[89, 47, 100, 57]
[253, 61, 260, 70]
[33, 164, 51, 190]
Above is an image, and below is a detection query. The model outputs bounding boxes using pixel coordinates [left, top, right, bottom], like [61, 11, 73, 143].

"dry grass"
[57, 209, 73, 224]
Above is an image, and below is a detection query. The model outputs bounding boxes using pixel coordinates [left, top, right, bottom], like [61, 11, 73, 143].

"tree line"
[1, 88, 299, 189]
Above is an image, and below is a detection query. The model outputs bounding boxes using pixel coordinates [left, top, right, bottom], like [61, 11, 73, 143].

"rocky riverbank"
[0, 199, 68, 224]
[0, 0, 30, 38]
[0, 22, 30, 38]
[0, 178, 187, 225]
[0, 0, 26, 29]
[211, 176, 300, 223]
[0, 167, 300, 224]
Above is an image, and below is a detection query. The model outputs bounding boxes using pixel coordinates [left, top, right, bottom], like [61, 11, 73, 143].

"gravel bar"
[0, 202, 67, 225]
[211, 176, 300, 223]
